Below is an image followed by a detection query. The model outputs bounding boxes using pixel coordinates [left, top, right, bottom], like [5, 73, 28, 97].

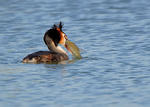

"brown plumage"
[22, 51, 68, 63]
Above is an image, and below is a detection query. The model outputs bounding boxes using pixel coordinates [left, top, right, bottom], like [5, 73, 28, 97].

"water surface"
[0, 0, 150, 107]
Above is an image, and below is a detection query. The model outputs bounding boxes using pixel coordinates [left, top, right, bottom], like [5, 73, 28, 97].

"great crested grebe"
[22, 22, 73, 63]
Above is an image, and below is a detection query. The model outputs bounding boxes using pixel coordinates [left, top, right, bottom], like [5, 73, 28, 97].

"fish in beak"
[65, 39, 82, 59]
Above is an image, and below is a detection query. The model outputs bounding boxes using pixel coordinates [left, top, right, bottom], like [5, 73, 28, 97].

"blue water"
[0, 0, 150, 107]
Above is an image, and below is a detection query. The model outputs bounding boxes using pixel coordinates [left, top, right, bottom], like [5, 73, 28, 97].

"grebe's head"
[44, 22, 67, 46]
[44, 22, 71, 54]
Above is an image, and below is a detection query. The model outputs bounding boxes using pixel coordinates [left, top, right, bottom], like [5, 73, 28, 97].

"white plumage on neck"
[44, 34, 67, 55]
[56, 46, 67, 55]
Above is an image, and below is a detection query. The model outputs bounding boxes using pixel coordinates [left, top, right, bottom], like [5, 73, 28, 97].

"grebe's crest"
[44, 22, 64, 46]
[52, 21, 63, 31]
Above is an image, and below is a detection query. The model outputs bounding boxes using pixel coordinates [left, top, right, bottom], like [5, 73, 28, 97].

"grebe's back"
[22, 51, 68, 63]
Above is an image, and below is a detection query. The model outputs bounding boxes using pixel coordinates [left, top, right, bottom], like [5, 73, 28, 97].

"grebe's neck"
[56, 46, 67, 55]
[44, 35, 67, 55]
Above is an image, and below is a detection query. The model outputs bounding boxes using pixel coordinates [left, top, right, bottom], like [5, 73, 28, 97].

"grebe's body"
[22, 22, 71, 63]
[22, 51, 68, 63]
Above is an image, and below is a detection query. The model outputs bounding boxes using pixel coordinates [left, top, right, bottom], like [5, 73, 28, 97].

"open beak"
[59, 33, 73, 54]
